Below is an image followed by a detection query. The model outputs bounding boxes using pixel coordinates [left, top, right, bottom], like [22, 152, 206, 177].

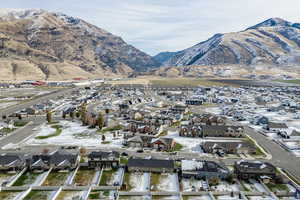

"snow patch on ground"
[23, 121, 124, 148]
[157, 173, 179, 192]
[129, 172, 150, 191]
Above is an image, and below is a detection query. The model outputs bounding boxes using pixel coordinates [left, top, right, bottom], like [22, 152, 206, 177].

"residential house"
[191, 114, 225, 126]
[186, 99, 203, 106]
[170, 105, 188, 114]
[251, 116, 269, 125]
[88, 151, 119, 169]
[127, 158, 175, 173]
[202, 141, 257, 155]
[25, 107, 37, 115]
[179, 125, 202, 137]
[181, 160, 230, 179]
[150, 138, 176, 151]
[234, 160, 276, 180]
[279, 130, 300, 139]
[0, 153, 26, 171]
[202, 125, 244, 137]
[264, 122, 288, 133]
[125, 135, 154, 148]
[125, 120, 158, 135]
[29, 150, 79, 171]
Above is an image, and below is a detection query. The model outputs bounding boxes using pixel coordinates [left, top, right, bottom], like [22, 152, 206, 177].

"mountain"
[0, 9, 159, 81]
[162, 18, 300, 67]
[153, 51, 177, 64]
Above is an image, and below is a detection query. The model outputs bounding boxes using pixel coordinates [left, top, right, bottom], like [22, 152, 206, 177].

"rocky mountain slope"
[162, 18, 300, 67]
[0, 9, 158, 81]
[153, 51, 177, 64]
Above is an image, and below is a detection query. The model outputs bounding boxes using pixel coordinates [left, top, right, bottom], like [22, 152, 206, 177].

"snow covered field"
[241, 179, 267, 193]
[23, 121, 124, 148]
[129, 173, 150, 191]
[181, 178, 208, 192]
[213, 181, 240, 192]
[155, 173, 179, 192]
[167, 131, 205, 153]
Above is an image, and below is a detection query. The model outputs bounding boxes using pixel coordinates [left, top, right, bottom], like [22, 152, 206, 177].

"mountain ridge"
[0, 9, 159, 81]
[160, 17, 300, 67]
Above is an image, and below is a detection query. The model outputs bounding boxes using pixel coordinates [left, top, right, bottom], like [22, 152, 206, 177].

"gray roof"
[128, 159, 174, 169]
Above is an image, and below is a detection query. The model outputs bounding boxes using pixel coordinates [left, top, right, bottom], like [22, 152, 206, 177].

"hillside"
[0, 9, 159, 81]
[162, 18, 300, 67]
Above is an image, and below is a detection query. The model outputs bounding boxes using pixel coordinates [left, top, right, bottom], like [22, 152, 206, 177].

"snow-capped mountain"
[0, 9, 159, 80]
[162, 18, 300, 67]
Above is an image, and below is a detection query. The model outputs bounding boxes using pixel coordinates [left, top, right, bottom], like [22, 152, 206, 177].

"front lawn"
[97, 125, 123, 134]
[35, 125, 62, 139]
[168, 143, 183, 152]
[13, 121, 28, 127]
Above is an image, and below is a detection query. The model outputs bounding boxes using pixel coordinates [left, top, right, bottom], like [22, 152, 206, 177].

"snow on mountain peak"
[248, 17, 292, 30]
[0, 8, 44, 20]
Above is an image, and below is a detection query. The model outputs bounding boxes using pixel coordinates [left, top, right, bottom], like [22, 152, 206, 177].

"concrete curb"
[246, 134, 272, 160]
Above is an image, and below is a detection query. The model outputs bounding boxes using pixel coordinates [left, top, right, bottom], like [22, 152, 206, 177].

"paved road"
[0, 87, 78, 117]
[0, 116, 64, 150]
[0, 120, 41, 149]
[243, 126, 300, 181]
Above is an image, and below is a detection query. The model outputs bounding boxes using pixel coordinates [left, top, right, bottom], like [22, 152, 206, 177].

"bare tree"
[46, 110, 52, 123]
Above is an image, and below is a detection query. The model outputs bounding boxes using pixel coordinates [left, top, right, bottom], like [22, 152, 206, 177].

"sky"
[1, 0, 300, 55]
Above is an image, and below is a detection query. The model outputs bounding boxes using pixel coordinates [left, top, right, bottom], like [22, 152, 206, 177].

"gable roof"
[268, 122, 288, 129]
[128, 159, 174, 169]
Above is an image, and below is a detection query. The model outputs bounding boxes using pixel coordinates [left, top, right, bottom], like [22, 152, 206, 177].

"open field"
[275, 79, 300, 84]
[150, 78, 227, 87]
[110, 77, 228, 87]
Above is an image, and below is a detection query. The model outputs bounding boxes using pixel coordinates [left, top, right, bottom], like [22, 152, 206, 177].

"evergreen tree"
[101, 134, 106, 142]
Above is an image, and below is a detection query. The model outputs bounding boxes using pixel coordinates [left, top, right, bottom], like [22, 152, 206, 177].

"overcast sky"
[2, 0, 300, 55]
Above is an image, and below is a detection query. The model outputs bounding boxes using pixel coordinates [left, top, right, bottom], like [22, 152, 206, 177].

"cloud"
[2, 0, 300, 55]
